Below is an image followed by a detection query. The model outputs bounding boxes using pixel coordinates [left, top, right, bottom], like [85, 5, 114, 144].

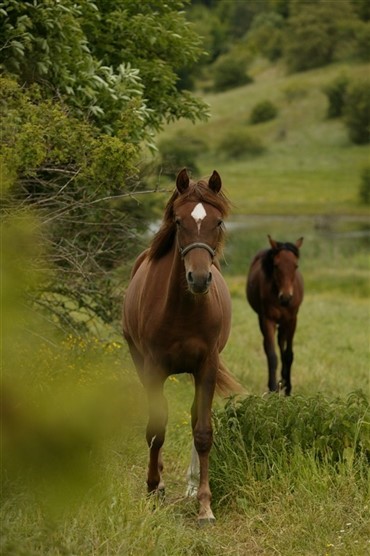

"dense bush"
[157, 133, 208, 179]
[359, 165, 370, 204]
[323, 75, 350, 119]
[249, 100, 278, 124]
[343, 78, 370, 144]
[284, 2, 354, 72]
[0, 77, 146, 328]
[212, 53, 252, 92]
[246, 11, 285, 62]
[0, 1, 209, 331]
[211, 392, 370, 504]
[217, 129, 265, 159]
[0, 0, 208, 137]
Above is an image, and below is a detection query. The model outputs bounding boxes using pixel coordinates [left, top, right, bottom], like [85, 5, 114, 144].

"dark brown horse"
[123, 169, 241, 524]
[246, 236, 304, 395]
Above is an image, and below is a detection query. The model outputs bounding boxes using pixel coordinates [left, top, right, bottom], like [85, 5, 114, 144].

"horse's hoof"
[197, 517, 216, 527]
[147, 487, 165, 510]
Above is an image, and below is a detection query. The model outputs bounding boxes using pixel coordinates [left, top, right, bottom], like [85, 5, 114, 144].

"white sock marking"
[186, 441, 200, 497]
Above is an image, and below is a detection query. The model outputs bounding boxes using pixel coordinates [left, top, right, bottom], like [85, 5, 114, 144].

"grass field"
[2, 59, 370, 554]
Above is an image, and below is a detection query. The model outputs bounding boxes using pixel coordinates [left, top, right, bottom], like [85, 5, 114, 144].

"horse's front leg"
[192, 361, 217, 525]
[279, 318, 297, 396]
[185, 440, 199, 498]
[145, 371, 168, 496]
[260, 317, 278, 392]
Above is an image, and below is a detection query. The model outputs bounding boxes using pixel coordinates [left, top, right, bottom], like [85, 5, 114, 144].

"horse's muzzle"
[187, 271, 212, 294]
[278, 292, 293, 306]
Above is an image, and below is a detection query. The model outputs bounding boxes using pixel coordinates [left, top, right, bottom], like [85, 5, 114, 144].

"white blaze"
[191, 202, 207, 233]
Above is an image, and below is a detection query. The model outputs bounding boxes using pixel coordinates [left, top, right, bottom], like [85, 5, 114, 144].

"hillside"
[158, 60, 370, 216]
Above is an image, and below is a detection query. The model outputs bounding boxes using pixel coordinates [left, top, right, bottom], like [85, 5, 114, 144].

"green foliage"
[185, 0, 369, 88]
[0, 0, 208, 138]
[211, 52, 252, 92]
[0, 76, 146, 329]
[217, 129, 265, 159]
[249, 99, 278, 124]
[246, 11, 285, 61]
[157, 132, 208, 179]
[211, 392, 370, 503]
[215, 0, 268, 39]
[343, 78, 370, 144]
[284, 1, 355, 72]
[0, 0, 211, 330]
[359, 165, 370, 204]
[185, 4, 229, 65]
[323, 74, 350, 118]
[81, 0, 209, 132]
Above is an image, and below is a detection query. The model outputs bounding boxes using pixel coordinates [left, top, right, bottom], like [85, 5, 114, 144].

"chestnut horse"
[123, 169, 241, 524]
[246, 236, 304, 396]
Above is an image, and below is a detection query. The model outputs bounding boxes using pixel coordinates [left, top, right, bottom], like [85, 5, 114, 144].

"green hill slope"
[159, 61, 370, 216]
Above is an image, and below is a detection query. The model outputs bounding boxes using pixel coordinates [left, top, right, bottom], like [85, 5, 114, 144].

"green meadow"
[2, 60, 370, 555]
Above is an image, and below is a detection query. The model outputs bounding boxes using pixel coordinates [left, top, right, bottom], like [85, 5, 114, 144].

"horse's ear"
[268, 235, 278, 250]
[176, 168, 190, 194]
[296, 237, 304, 249]
[208, 170, 222, 193]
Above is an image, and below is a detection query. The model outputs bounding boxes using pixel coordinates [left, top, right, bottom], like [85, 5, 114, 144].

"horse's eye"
[175, 218, 181, 226]
[217, 220, 224, 228]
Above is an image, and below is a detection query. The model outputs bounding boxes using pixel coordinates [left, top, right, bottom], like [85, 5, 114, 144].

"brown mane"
[148, 179, 231, 260]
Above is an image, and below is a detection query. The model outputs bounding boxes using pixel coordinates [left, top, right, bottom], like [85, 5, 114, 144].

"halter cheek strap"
[179, 242, 216, 259]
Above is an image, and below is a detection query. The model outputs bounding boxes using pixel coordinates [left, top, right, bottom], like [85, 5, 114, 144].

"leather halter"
[179, 242, 216, 259]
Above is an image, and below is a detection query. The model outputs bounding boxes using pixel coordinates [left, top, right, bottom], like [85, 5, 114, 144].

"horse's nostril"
[207, 272, 212, 284]
[187, 271, 194, 284]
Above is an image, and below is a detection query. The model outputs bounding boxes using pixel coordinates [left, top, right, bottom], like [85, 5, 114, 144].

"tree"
[284, 0, 356, 72]
[0, 1, 209, 331]
[0, 0, 208, 138]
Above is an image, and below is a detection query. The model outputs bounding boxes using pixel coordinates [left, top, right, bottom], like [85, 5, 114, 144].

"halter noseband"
[179, 242, 216, 259]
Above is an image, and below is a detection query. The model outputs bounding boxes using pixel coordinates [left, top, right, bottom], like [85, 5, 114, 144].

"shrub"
[359, 166, 370, 204]
[157, 133, 207, 179]
[354, 20, 370, 61]
[284, 8, 335, 72]
[210, 392, 370, 504]
[249, 100, 278, 124]
[217, 129, 265, 159]
[323, 74, 350, 119]
[284, 2, 354, 72]
[247, 12, 285, 62]
[212, 53, 252, 92]
[343, 79, 370, 144]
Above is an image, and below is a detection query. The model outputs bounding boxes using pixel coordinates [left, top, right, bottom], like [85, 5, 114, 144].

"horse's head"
[268, 235, 303, 306]
[174, 168, 227, 295]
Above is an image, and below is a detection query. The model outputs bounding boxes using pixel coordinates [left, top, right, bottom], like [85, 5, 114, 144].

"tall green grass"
[211, 393, 369, 501]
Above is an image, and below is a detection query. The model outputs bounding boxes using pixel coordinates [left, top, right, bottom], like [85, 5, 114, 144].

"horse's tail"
[216, 359, 245, 397]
